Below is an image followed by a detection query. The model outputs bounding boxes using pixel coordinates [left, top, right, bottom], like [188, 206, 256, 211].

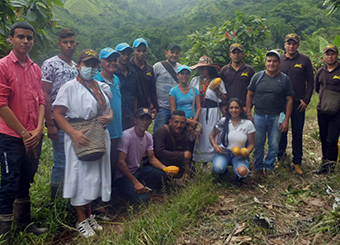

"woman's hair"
[221, 97, 246, 147]
[208, 67, 219, 79]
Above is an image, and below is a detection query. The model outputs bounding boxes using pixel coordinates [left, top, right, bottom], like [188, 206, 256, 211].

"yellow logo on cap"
[326, 44, 335, 48]
[146, 72, 152, 76]
[333, 75, 340, 80]
[138, 38, 144, 41]
[234, 43, 241, 47]
[85, 50, 97, 57]
[287, 34, 296, 38]
[104, 48, 115, 52]
[143, 108, 149, 113]
[241, 72, 248, 77]
[294, 64, 302, 68]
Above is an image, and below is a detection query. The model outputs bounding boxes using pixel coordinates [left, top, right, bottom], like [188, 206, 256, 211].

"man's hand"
[213, 144, 223, 153]
[134, 181, 145, 194]
[98, 114, 113, 127]
[25, 127, 43, 148]
[297, 99, 307, 112]
[280, 119, 289, 132]
[184, 151, 192, 160]
[246, 112, 254, 122]
[47, 125, 59, 140]
[71, 129, 90, 147]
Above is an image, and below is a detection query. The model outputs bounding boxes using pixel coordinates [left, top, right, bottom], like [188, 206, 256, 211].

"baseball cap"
[133, 38, 148, 48]
[167, 43, 180, 51]
[177, 65, 191, 74]
[266, 50, 281, 59]
[324, 44, 338, 53]
[134, 108, 152, 119]
[285, 33, 299, 43]
[229, 43, 243, 52]
[99, 47, 121, 60]
[115, 43, 134, 53]
[77, 49, 100, 63]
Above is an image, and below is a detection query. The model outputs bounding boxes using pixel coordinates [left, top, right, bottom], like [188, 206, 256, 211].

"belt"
[203, 99, 219, 124]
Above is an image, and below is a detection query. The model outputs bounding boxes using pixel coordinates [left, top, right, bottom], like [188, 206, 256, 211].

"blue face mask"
[80, 66, 97, 80]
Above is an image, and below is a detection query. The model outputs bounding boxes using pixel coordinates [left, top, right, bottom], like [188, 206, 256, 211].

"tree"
[324, 0, 340, 16]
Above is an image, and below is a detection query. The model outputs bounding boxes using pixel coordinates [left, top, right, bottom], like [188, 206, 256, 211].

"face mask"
[80, 66, 97, 80]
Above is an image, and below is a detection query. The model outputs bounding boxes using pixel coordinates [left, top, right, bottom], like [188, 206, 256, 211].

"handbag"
[320, 71, 340, 115]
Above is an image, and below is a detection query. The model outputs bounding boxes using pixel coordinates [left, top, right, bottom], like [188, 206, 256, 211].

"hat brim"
[118, 47, 134, 53]
[190, 63, 221, 72]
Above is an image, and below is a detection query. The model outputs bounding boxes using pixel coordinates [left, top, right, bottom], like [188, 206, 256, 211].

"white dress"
[53, 78, 112, 206]
[190, 76, 227, 162]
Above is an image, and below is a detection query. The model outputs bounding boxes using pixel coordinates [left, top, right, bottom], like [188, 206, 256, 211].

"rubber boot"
[312, 160, 336, 175]
[0, 214, 13, 244]
[13, 198, 48, 235]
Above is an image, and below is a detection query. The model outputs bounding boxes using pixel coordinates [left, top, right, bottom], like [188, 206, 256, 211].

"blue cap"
[177, 65, 191, 74]
[99, 47, 121, 60]
[133, 38, 148, 48]
[115, 43, 134, 53]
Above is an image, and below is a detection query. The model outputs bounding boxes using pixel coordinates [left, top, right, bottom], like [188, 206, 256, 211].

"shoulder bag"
[320, 70, 340, 115]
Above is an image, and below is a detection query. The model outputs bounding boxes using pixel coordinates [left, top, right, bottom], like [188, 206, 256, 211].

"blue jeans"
[114, 166, 168, 204]
[254, 112, 281, 170]
[50, 129, 65, 185]
[212, 152, 249, 178]
[153, 108, 171, 134]
[278, 100, 305, 165]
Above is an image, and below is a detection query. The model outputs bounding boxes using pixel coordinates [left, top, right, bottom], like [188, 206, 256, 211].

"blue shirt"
[169, 85, 199, 118]
[94, 70, 122, 139]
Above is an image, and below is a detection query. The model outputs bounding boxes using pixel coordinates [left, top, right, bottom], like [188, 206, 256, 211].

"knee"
[236, 166, 248, 177]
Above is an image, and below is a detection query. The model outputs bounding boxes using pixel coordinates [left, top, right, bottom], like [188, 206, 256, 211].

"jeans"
[51, 129, 65, 185]
[318, 110, 340, 162]
[254, 112, 281, 170]
[0, 134, 42, 214]
[153, 108, 171, 134]
[212, 152, 249, 178]
[114, 166, 168, 204]
[278, 100, 305, 165]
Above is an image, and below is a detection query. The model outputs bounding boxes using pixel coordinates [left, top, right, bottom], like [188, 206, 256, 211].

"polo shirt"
[129, 58, 158, 110]
[280, 52, 314, 104]
[0, 51, 45, 138]
[220, 61, 255, 105]
[93, 71, 122, 139]
[315, 62, 340, 110]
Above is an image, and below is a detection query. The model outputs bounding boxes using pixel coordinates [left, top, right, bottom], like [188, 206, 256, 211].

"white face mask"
[80, 66, 97, 80]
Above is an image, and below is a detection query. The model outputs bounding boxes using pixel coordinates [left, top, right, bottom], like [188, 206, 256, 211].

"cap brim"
[118, 47, 134, 53]
[101, 52, 121, 59]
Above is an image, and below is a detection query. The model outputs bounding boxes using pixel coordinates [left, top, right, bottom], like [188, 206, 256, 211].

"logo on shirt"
[294, 64, 302, 68]
[146, 72, 152, 76]
[241, 72, 248, 77]
[333, 75, 340, 80]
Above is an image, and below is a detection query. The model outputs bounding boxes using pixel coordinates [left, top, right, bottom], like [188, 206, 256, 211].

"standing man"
[41, 28, 78, 199]
[277, 33, 314, 175]
[129, 38, 158, 116]
[220, 43, 255, 110]
[246, 50, 294, 174]
[0, 22, 47, 240]
[153, 43, 182, 133]
[114, 43, 141, 130]
[313, 44, 340, 174]
[94, 47, 122, 181]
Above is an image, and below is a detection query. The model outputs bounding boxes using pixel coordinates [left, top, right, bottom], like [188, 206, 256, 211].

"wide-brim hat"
[190, 56, 221, 72]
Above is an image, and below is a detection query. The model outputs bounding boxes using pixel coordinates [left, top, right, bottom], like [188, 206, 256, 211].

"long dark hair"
[208, 66, 219, 79]
[221, 98, 246, 147]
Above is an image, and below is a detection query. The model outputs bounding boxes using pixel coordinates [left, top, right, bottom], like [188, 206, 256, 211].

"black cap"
[167, 43, 180, 51]
[134, 108, 152, 119]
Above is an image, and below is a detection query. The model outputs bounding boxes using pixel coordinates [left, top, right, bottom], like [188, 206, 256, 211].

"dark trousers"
[0, 134, 42, 214]
[110, 138, 120, 182]
[278, 100, 305, 165]
[114, 166, 168, 204]
[318, 110, 340, 162]
[122, 117, 134, 131]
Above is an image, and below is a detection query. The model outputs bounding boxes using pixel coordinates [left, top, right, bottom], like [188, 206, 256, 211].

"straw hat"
[190, 56, 220, 72]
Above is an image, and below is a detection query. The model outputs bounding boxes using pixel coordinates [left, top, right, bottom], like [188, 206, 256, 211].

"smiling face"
[177, 70, 191, 84]
[165, 48, 180, 65]
[324, 50, 339, 66]
[284, 40, 299, 57]
[169, 115, 186, 134]
[100, 54, 119, 74]
[265, 55, 280, 73]
[9, 28, 34, 57]
[198, 66, 209, 79]
[228, 101, 242, 119]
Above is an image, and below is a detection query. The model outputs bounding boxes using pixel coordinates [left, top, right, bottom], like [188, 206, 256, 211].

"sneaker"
[293, 164, 303, 175]
[76, 219, 96, 237]
[88, 214, 103, 231]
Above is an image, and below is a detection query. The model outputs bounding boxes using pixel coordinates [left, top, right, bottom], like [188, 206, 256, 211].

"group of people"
[0, 21, 339, 241]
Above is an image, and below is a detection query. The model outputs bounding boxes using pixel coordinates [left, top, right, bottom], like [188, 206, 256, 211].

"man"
[277, 33, 314, 175]
[41, 28, 78, 199]
[114, 108, 171, 204]
[220, 43, 255, 111]
[129, 38, 158, 116]
[94, 47, 122, 181]
[246, 50, 294, 174]
[0, 22, 47, 240]
[153, 43, 182, 133]
[114, 42, 141, 130]
[154, 110, 191, 179]
[313, 44, 340, 174]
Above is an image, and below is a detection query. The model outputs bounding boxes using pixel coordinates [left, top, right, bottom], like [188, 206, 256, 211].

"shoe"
[76, 219, 96, 238]
[88, 214, 103, 231]
[0, 214, 13, 244]
[293, 164, 303, 175]
[312, 161, 335, 175]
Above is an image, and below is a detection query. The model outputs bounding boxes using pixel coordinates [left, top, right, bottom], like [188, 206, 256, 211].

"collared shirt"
[129, 58, 158, 110]
[0, 51, 45, 138]
[114, 66, 141, 118]
[280, 52, 314, 104]
[220, 61, 255, 105]
[315, 62, 340, 110]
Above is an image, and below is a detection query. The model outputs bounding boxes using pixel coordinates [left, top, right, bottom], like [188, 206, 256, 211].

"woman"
[209, 98, 255, 179]
[53, 49, 113, 237]
[190, 56, 227, 165]
[169, 66, 201, 153]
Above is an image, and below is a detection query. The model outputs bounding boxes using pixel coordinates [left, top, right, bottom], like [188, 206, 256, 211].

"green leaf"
[318, 36, 329, 53]
[26, 8, 37, 22]
[10, 0, 29, 8]
[333, 35, 340, 48]
[50, 0, 63, 8]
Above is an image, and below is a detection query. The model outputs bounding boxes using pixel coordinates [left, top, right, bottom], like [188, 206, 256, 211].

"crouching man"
[114, 108, 171, 204]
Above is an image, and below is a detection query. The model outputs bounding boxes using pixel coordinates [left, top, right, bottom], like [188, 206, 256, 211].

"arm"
[246, 132, 255, 154]
[169, 95, 177, 114]
[315, 70, 321, 94]
[246, 90, 254, 121]
[280, 95, 293, 132]
[186, 94, 201, 128]
[150, 70, 159, 111]
[42, 81, 58, 140]
[117, 151, 145, 194]
[302, 59, 315, 105]
[97, 109, 113, 127]
[147, 150, 167, 170]
[209, 127, 223, 153]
